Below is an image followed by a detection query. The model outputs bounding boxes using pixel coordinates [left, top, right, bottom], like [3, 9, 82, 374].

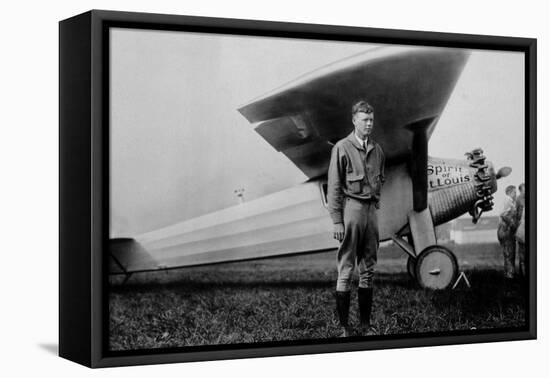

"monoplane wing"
[238, 46, 470, 181]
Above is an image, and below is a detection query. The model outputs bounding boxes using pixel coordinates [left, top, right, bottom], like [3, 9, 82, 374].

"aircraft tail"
[109, 238, 158, 275]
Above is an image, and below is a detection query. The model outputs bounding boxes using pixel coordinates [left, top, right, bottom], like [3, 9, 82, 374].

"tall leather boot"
[358, 287, 375, 335]
[335, 291, 352, 337]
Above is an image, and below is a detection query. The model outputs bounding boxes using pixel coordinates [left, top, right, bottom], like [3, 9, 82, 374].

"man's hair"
[519, 182, 525, 192]
[351, 100, 374, 116]
[505, 185, 516, 195]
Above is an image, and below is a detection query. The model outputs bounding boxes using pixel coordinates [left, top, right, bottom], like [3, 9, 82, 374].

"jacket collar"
[346, 131, 375, 154]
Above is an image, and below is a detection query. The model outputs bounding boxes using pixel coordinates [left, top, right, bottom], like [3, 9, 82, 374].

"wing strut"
[408, 116, 437, 211]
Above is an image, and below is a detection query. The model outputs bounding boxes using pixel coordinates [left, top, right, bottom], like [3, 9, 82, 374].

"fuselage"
[110, 155, 499, 274]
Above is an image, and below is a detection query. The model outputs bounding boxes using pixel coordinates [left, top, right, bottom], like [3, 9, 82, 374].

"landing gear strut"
[407, 256, 416, 279]
[393, 209, 459, 290]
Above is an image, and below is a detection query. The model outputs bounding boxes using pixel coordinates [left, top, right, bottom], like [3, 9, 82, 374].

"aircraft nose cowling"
[428, 149, 505, 225]
[429, 182, 479, 226]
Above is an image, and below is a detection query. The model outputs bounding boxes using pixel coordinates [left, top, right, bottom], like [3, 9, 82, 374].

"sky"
[109, 28, 524, 237]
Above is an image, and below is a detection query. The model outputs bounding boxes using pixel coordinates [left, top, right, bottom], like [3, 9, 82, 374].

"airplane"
[109, 46, 512, 290]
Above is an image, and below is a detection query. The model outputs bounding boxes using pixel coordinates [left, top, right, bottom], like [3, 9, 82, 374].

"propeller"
[496, 166, 512, 179]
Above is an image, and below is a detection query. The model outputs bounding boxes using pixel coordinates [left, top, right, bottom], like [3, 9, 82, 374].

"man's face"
[509, 189, 517, 200]
[519, 186, 525, 196]
[352, 111, 374, 140]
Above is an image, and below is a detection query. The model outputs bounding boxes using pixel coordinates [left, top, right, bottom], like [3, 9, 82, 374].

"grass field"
[108, 242, 528, 351]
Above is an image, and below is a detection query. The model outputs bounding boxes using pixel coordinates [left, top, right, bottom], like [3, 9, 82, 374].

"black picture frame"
[59, 9, 537, 368]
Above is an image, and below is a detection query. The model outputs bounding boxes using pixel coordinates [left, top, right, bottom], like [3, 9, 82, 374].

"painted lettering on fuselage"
[427, 160, 472, 191]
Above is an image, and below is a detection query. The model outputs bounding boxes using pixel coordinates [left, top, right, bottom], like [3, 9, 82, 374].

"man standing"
[515, 183, 526, 278]
[497, 185, 518, 280]
[327, 100, 385, 337]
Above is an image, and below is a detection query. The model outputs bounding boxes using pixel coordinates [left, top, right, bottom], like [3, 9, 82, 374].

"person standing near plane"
[497, 185, 518, 280]
[327, 100, 385, 337]
[515, 183, 526, 278]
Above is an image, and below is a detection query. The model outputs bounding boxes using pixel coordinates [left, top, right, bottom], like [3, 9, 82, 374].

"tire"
[407, 256, 416, 279]
[415, 245, 458, 290]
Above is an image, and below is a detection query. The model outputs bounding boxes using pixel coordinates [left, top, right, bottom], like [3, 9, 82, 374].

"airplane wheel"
[407, 256, 416, 279]
[415, 245, 458, 290]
